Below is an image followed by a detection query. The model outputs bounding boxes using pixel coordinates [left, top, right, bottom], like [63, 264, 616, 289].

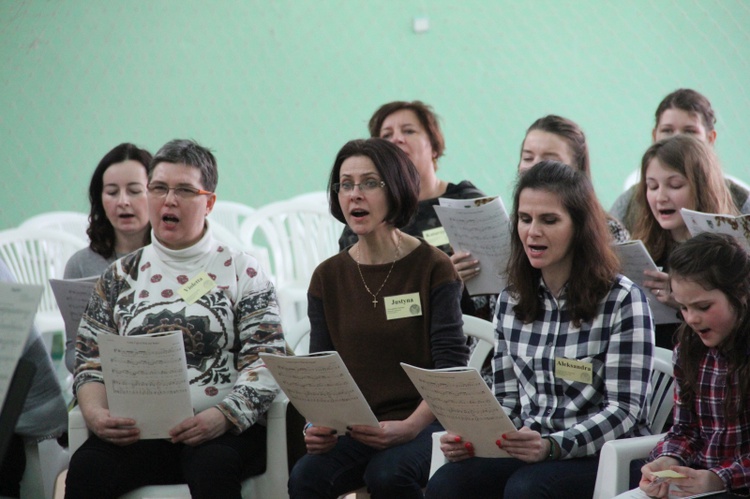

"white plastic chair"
[592, 346, 675, 499]
[286, 316, 311, 356]
[208, 200, 255, 236]
[0, 228, 87, 341]
[290, 191, 329, 207]
[19, 438, 69, 499]
[427, 316, 496, 478]
[68, 393, 291, 498]
[19, 211, 90, 243]
[239, 200, 344, 329]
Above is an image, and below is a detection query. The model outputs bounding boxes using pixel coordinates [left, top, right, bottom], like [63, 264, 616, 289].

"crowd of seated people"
[4, 87, 750, 499]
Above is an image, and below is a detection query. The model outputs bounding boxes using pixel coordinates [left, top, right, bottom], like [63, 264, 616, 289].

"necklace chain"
[355, 231, 402, 308]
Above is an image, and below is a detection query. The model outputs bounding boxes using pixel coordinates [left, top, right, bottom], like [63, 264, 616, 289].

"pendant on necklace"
[372, 297, 378, 308]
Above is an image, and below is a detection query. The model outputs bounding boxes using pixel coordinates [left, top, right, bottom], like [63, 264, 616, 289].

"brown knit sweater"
[308, 239, 469, 421]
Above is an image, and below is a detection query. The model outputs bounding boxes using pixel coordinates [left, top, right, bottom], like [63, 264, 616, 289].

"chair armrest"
[68, 405, 90, 455]
[592, 433, 665, 499]
[428, 430, 448, 478]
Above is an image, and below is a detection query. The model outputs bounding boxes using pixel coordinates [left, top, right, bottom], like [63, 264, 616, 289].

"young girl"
[636, 232, 750, 498]
[425, 161, 654, 499]
[631, 134, 737, 348]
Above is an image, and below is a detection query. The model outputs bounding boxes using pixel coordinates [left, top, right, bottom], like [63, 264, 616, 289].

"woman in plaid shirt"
[637, 233, 750, 498]
[426, 161, 655, 499]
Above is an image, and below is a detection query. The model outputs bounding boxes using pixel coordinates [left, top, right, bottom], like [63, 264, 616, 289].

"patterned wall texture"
[1, 0, 749, 229]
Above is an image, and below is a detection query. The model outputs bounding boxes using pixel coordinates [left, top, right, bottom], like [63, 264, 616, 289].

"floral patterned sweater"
[73, 226, 285, 433]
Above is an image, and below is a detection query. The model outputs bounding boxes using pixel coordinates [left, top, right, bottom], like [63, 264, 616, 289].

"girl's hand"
[439, 432, 474, 462]
[666, 466, 724, 498]
[643, 269, 680, 308]
[450, 251, 480, 282]
[639, 457, 681, 498]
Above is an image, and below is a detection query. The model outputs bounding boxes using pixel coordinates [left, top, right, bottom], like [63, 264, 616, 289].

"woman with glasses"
[288, 138, 469, 499]
[338, 101, 493, 319]
[63, 143, 153, 373]
[65, 139, 285, 499]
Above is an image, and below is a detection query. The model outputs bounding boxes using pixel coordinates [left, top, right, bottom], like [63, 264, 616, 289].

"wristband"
[302, 422, 313, 436]
[544, 436, 558, 460]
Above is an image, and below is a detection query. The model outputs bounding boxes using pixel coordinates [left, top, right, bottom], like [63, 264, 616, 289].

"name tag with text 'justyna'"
[384, 293, 422, 320]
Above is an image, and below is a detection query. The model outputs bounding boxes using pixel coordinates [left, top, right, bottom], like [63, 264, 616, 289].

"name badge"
[422, 227, 450, 247]
[384, 293, 422, 320]
[554, 357, 593, 384]
[177, 271, 216, 305]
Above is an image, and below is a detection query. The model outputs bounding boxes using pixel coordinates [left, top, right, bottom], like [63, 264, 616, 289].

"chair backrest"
[239, 200, 344, 289]
[19, 211, 89, 242]
[286, 316, 311, 356]
[463, 315, 495, 372]
[649, 346, 675, 433]
[290, 191, 329, 207]
[208, 200, 255, 235]
[0, 228, 87, 320]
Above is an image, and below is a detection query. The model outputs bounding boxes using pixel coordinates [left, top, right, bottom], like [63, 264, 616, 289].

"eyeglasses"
[147, 183, 213, 199]
[332, 179, 386, 193]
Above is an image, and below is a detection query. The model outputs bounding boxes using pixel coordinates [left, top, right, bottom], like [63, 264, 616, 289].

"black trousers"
[65, 423, 266, 499]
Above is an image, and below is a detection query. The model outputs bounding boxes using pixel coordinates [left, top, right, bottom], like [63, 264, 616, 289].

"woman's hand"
[450, 251, 480, 282]
[643, 269, 680, 309]
[303, 424, 338, 454]
[78, 382, 139, 446]
[347, 420, 419, 450]
[439, 432, 474, 462]
[497, 427, 547, 463]
[170, 407, 232, 446]
[639, 457, 681, 498]
[85, 405, 140, 446]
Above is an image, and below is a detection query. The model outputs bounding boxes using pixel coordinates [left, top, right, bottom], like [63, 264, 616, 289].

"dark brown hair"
[655, 88, 716, 132]
[507, 161, 619, 326]
[368, 100, 445, 161]
[328, 138, 420, 229]
[523, 115, 590, 178]
[87, 143, 152, 258]
[669, 232, 750, 419]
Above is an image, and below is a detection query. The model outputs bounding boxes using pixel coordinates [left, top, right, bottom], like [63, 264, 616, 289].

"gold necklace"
[355, 231, 402, 308]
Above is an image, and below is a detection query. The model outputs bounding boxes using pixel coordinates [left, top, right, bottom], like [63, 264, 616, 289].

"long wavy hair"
[507, 161, 619, 326]
[631, 135, 736, 263]
[87, 143, 152, 258]
[669, 233, 750, 419]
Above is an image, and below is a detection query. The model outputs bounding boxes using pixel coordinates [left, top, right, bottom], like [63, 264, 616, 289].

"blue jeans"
[424, 455, 600, 499]
[288, 421, 441, 499]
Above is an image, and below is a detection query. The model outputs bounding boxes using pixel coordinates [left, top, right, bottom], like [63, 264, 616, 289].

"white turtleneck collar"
[150, 220, 216, 268]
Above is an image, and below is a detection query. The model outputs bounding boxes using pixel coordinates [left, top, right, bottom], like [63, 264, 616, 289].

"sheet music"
[434, 196, 511, 296]
[49, 277, 97, 343]
[260, 351, 379, 434]
[0, 283, 43, 410]
[681, 207, 750, 250]
[401, 363, 516, 458]
[98, 331, 193, 439]
[613, 240, 679, 325]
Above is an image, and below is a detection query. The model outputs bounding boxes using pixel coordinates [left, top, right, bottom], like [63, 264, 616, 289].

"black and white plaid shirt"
[493, 274, 654, 458]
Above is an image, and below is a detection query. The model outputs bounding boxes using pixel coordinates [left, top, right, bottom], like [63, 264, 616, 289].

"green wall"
[2, 0, 749, 229]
